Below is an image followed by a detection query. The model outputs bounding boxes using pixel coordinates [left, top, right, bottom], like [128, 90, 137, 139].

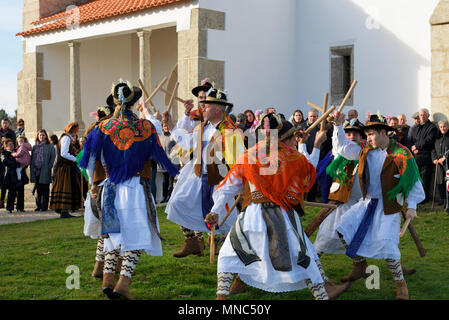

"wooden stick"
[160, 87, 186, 104]
[167, 82, 180, 114]
[219, 194, 243, 227]
[307, 101, 323, 113]
[210, 226, 215, 264]
[337, 80, 357, 112]
[400, 216, 412, 238]
[304, 201, 337, 209]
[144, 77, 168, 105]
[320, 93, 329, 132]
[137, 79, 157, 113]
[304, 105, 336, 134]
[400, 211, 426, 257]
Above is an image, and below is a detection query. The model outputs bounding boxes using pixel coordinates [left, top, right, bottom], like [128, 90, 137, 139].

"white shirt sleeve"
[60, 135, 77, 162]
[333, 125, 361, 161]
[145, 114, 162, 137]
[297, 143, 320, 168]
[211, 167, 243, 220]
[405, 179, 426, 210]
[174, 114, 195, 133]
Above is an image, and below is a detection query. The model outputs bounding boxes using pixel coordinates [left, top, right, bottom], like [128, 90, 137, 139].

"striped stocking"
[314, 259, 329, 283]
[120, 250, 143, 278]
[217, 272, 234, 296]
[385, 259, 404, 281]
[305, 279, 329, 300]
[103, 249, 120, 274]
[95, 238, 105, 262]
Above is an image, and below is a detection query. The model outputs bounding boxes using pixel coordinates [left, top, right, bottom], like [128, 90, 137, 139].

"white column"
[137, 29, 152, 96]
[68, 41, 84, 129]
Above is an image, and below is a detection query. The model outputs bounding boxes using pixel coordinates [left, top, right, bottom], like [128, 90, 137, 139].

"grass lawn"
[0, 203, 448, 300]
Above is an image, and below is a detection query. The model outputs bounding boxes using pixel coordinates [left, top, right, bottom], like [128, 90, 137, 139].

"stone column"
[176, 8, 226, 120]
[137, 30, 152, 95]
[68, 41, 84, 129]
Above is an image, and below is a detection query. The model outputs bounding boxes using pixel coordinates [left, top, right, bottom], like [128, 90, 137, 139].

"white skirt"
[314, 201, 353, 254]
[336, 197, 401, 260]
[101, 177, 162, 256]
[217, 203, 323, 293]
[166, 161, 237, 234]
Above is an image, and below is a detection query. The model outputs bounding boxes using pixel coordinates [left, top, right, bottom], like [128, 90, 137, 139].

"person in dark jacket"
[431, 120, 449, 206]
[0, 119, 16, 208]
[31, 129, 56, 211]
[409, 108, 438, 203]
[1, 138, 19, 213]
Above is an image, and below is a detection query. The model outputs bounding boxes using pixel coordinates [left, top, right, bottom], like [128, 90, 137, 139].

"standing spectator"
[11, 136, 31, 212]
[30, 130, 56, 212]
[347, 109, 358, 121]
[158, 122, 178, 203]
[235, 113, 247, 131]
[397, 114, 410, 148]
[244, 110, 256, 130]
[298, 109, 319, 154]
[0, 119, 16, 209]
[253, 109, 263, 129]
[15, 119, 25, 137]
[298, 109, 319, 201]
[50, 122, 81, 218]
[408, 112, 420, 147]
[0, 119, 16, 145]
[431, 120, 449, 206]
[410, 108, 438, 203]
[49, 134, 60, 182]
[290, 109, 304, 129]
[1, 139, 19, 213]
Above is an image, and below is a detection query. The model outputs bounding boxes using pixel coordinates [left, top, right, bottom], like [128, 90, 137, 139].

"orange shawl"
[217, 140, 316, 212]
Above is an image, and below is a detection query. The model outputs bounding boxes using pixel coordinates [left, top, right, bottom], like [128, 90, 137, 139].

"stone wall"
[431, 0, 449, 122]
[176, 8, 225, 119]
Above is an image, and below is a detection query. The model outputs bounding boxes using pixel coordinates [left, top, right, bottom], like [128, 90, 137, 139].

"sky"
[0, 0, 24, 117]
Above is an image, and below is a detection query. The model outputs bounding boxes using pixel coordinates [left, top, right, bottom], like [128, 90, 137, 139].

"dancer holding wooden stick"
[207, 113, 350, 300]
[331, 110, 425, 300]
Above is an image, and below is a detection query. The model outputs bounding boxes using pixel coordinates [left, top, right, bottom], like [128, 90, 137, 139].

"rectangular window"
[330, 45, 354, 106]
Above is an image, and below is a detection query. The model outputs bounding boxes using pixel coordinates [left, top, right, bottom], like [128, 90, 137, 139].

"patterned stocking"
[385, 259, 404, 281]
[314, 259, 329, 283]
[95, 238, 105, 262]
[217, 272, 234, 296]
[120, 250, 143, 278]
[103, 249, 120, 274]
[305, 279, 329, 300]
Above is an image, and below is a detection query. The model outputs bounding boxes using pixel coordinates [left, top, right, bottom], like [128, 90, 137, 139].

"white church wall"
[296, 0, 440, 123]
[198, 0, 299, 117]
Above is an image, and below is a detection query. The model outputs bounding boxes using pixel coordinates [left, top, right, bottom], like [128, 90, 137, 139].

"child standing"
[12, 136, 32, 212]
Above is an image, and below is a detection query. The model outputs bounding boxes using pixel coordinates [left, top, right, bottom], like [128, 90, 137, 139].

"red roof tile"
[17, 0, 190, 36]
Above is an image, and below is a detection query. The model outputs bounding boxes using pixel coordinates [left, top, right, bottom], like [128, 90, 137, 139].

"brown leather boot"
[195, 237, 205, 257]
[395, 279, 409, 300]
[341, 260, 370, 283]
[230, 275, 247, 295]
[113, 275, 135, 300]
[216, 294, 228, 300]
[91, 261, 104, 279]
[324, 280, 352, 300]
[102, 273, 116, 299]
[173, 238, 201, 258]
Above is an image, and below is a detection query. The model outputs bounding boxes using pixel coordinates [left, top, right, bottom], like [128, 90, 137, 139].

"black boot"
[60, 211, 75, 218]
